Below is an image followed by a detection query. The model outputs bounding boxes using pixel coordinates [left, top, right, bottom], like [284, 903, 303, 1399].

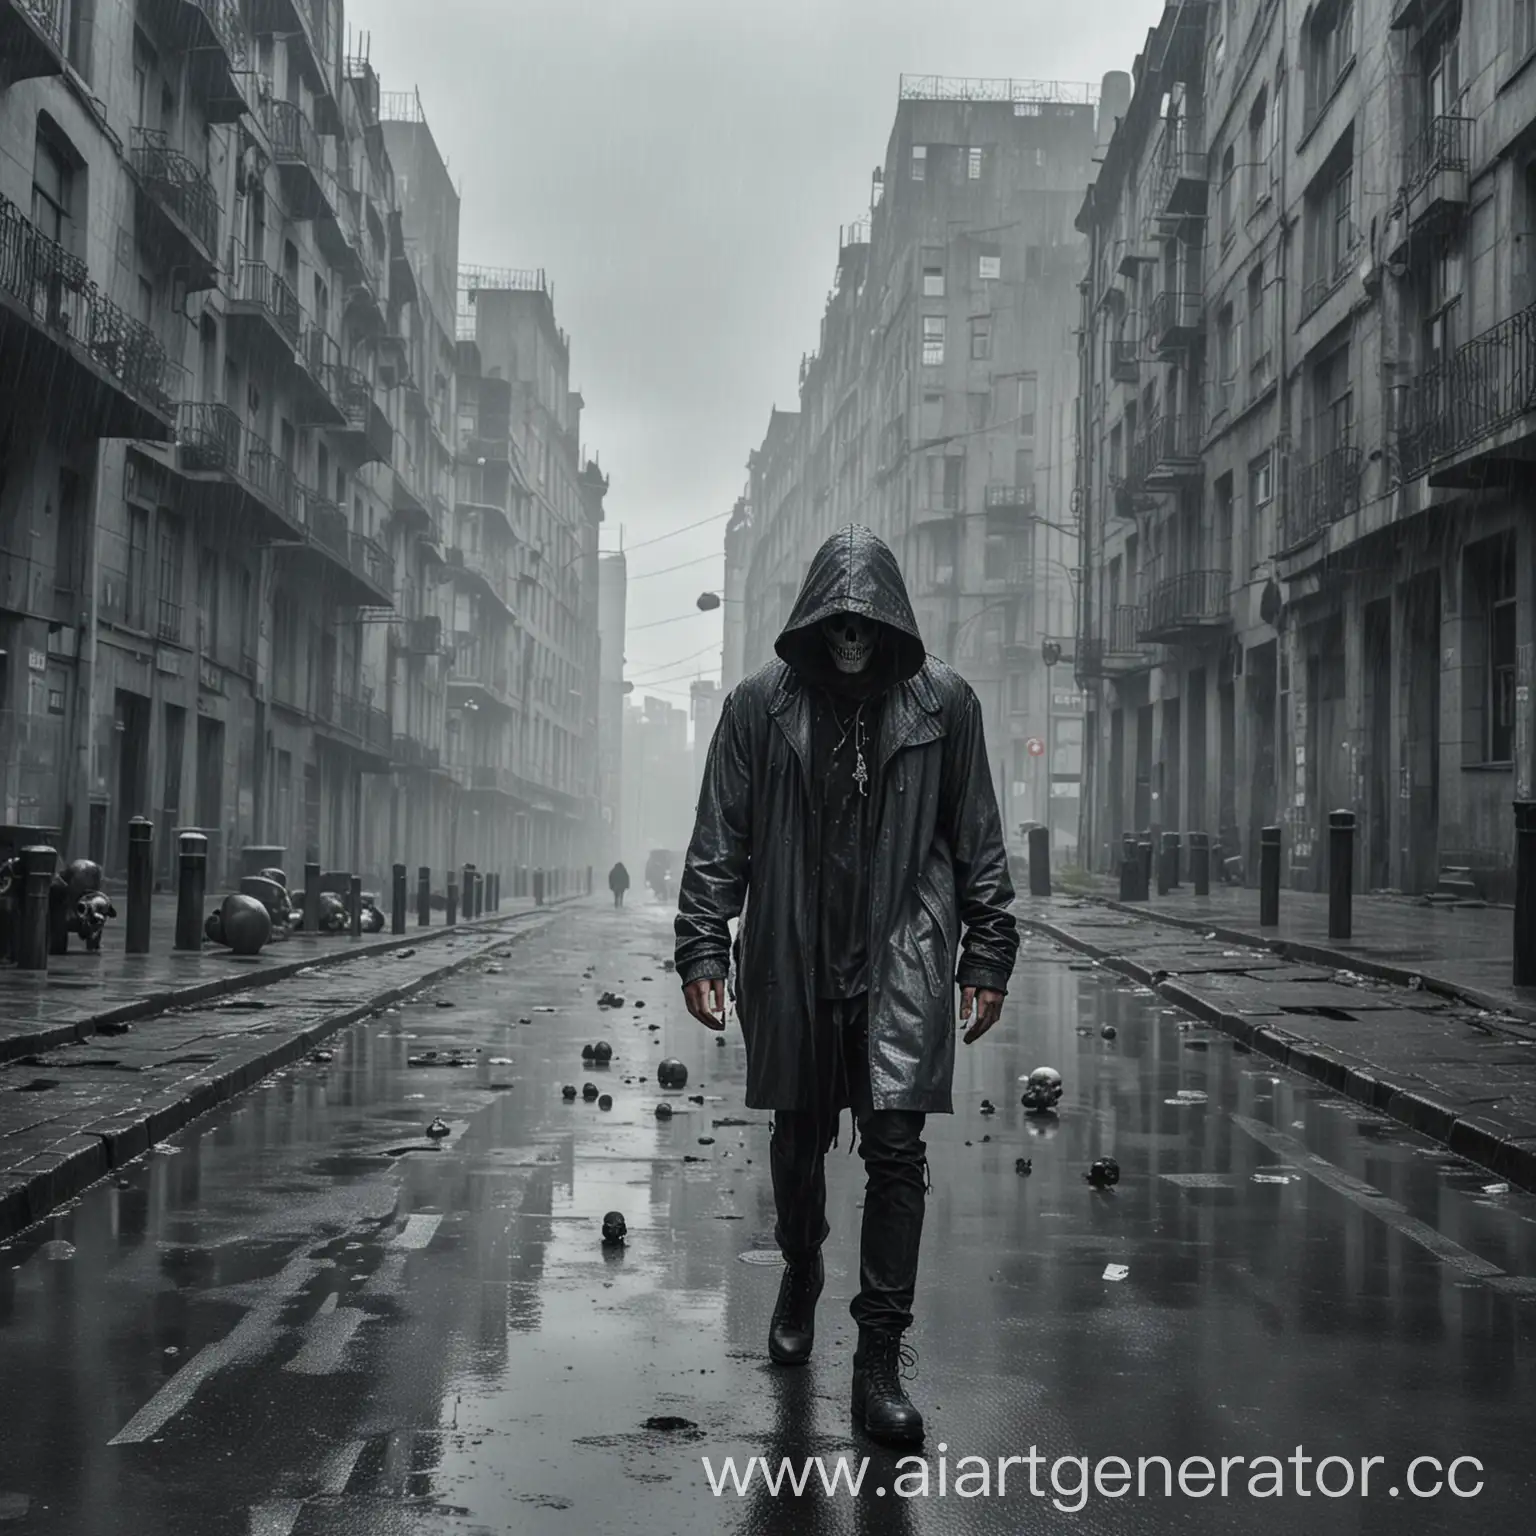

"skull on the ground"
[820, 611, 877, 674]
[1021, 1066, 1063, 1112]
[73, 892, 116, 951]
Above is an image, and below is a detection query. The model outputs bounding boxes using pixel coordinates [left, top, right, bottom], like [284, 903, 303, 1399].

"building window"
[1423, 13, 1462, 127]
[979, 253, 1001, 281]
[967, 146, 983, 179]
[970, 315, 992, 361]
[923, 265, 945, 297]
[127, 506, 150, 630]
[1517, 0, 1536, 63]
[1306, 0, 1355, 129]
[1018, 376, 1038, 437]
[1247, 262, 1271, 395]
[31, 125, 75, 248]
[911, 144, 927, 180]
[1304, 146, 1357, 309]
[1312, 345, 1354, 457]
[1216, 302, 1236, 413]
[1421, 243, 1462, 369]
[1219, 144, 1236, 247]
[922, 315, 945, 365]
[1248, 91, 1272, 212]
[1248, 450, 1273, 511]
[67, 0, 96, 82]
[156, 512, 184, 643]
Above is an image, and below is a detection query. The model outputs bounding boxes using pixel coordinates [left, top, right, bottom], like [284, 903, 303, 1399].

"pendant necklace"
[828, 697, 870, 798]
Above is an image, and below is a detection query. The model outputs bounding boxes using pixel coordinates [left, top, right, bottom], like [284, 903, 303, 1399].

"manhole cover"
[737, 1249, 784, 1266]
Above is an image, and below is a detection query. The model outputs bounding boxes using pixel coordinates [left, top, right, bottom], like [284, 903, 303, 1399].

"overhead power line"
[601, 510, 730, 556]
[627, 551, 723, 583]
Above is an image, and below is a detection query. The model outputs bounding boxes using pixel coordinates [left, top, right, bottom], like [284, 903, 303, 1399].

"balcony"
[129, 129, 219, 290]
[1111, 336, 1140, 385]
[983, 482, 1037, 519]
[226, 259, 300, 351]
[0, 0, 66, 85]
[391, 614, 448, 657]
[1131, 414, 1202, 492]
[1397, 303, 1536, 488]
[391, 732, 442, 772]
[470, 765, 523, 799]
[1138, 568, 1230, 644]
[0, 193, 177, 439]
[139, 1, 251, 123]
[1147, 288, 1204, 354]
[1284, 443, 1361, 550]
[282, 492, 394, 608]
[391, 461, 431, 529]
[1396, 113, 1474, 254]
[332, 365, 393, 465]
[1149, 0, 1211, 84]
[1153, 115, 1208, 221]
[448, 635, 516, 713]
[1076, 604, 1154, 679]
[312, 688, 392, 765]
[445, 545, 516, 618]
[174, 402, 303, 536]
[1116, 237, 1156, 281]
[292, 324, 346, 427]
[314, 165, 366, 281]
[252, 0, 340, 134]
[268, 100, 329, 220]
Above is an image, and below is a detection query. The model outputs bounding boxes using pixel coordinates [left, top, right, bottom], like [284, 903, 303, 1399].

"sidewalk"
[1057, 875, 1533, 1020]
[1015, 894, 1536, 1193]
[0, 893, 575, 1065]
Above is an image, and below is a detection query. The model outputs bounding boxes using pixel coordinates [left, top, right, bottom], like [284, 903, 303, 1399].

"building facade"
[732, 76, 1099, 859]
[619, 692, 692, 873]
[0, 0, 607, 898]
[595, 549, 626, 869]
[1078, 0, 1536, 900]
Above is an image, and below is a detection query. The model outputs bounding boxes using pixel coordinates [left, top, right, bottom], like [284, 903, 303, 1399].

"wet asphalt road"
[0, 901, 1534, 1535]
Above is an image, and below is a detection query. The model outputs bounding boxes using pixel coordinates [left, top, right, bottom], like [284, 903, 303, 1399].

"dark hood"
[774, 524, 926, 694]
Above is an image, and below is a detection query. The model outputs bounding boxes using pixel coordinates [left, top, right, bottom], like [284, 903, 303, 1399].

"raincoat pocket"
[915, 877, 950, 996]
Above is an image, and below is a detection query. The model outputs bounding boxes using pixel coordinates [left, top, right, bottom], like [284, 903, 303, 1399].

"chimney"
[1098, 72, 1133, 154]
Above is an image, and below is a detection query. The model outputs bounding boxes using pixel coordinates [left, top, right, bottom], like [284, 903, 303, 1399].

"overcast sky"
[357, 0, 1162, 696]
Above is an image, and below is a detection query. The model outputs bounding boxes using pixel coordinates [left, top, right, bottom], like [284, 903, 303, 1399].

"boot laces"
[866, 1333, 919, 1388]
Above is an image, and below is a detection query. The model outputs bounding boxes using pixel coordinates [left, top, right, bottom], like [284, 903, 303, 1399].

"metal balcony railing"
[1154, 113, 1206, 216]
[176, 400, 243, 471]
[1128, 412, 1200, 489]
[268, 99, 321, 178]
[1406, 113, 1474, 191]
[1140, 569, 1229, 638]
[235, 259, 301, 344]
[1397, 301, 1536, 482]
[1147, 288, 1204, 349]
[351, 533, 394, 598]
[130, 128, 219, 256]
[244, 441, 298, 522]
[15, 0, 63, 43]
[1285, 443, 1361, 548]
[1077, 604, 1152, 676]
[186, 0, 248, 68]
[0, 192, 175, 416]
[156, 595, 183, 645]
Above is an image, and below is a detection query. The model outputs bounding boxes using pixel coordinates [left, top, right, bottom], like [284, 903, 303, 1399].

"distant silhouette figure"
[608, 861, 630, 908]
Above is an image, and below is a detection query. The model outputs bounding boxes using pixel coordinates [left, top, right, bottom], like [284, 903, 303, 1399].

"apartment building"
[720, 491, 750, 693]
[595, 549, 626, 870]
[734, 77, 1098, 856]
[0, 1, 608, 896]
[1078, 0, 1536, 900]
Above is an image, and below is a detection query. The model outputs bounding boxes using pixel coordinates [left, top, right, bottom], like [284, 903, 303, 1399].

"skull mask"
[821, 612, 877, 674]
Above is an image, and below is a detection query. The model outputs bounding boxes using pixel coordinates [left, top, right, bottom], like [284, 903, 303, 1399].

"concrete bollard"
[1167, 831, 1182, 889]
[491, 872, 500, 910]
[1157, 832, 1176, 897]
[1136, 835, 1153, 902]
[417, 866, 431, 927]
[446, 873, 458, 926]
[175, 833, 208, 951]
[462, 863, 474, 920]
[126, 817, 154, 954]
[392, 863, 407, 935]
[349, 875, 363, 939]
[533, 867, 545, 906]
[1027, 825, 1051, 897]
[16, 845, 56, 971]
[1119, 833, 1139, 902]
[303, 860, 321, 934]
[1189, 831, 1210, 898]
[1515, 803, 1536, 986]
[1259, 825, 1282, 928]
[1328, 809, 1355, 942]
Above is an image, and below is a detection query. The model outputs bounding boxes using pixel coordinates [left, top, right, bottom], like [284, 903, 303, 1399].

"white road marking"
[315, 1438, 368, 1496]
[1232, 1115, 1531, 1294]
[109, 1256, 322, 1445]
[247, 1501, 303, 1536]
[283, 1307, 368, 1375]
[390, 1214, 442, 1250]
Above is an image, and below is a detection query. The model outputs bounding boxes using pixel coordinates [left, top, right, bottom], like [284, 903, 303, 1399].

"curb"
[0, 896, 587, 1065]
[1018, 911, 1536, 1197]
[0, 908, 560, 1242]
[1084, 895, 1536, 1026]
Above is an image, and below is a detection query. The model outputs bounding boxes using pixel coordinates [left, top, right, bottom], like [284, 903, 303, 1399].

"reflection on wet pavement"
[0, 906, 1533, 1533]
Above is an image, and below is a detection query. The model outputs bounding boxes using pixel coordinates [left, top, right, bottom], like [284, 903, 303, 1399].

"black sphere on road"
[657, 1058, 688, 1089]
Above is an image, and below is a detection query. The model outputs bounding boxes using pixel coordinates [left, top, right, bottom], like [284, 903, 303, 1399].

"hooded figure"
[608, 862, 630, 907]
[675, 524, 1017, 1446]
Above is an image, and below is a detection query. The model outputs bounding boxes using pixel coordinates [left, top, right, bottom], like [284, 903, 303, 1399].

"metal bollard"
[16, 845, 56, 971]
[1027, 824, 1051, 897]
[392, 863, 407, 935]
[303, 860, 321, 935]
[462, 863, 474, 920]
[176, 833, 208, 951]
[417, 866, 431, 927]
[533, 867, 545, 906]
[494, 872, 502, 910]
[349, 875, 363, 939]
[1167, 832, 1182, 888]
[1137, 835, 1154, 902]
[446, 873, 458, 926]
[1190, 831, 1210, 898]
[1259, 825, 1282, 928]
[1328, 809, 1355, 942]
[1156, 832, 1174, 896]
[126, 817, 154, 954]
[1119, 832, 1139, 901]
[1515, 803, 1536, 986]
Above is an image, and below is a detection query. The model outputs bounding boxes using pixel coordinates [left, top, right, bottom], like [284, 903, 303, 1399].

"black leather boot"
[768, 1252, 824, 1365]
[851, 1327, 924, 1444]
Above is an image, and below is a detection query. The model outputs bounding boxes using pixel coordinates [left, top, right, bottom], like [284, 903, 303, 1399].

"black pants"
[612, 890, 624, 907]
[770, 996, 927, 1333]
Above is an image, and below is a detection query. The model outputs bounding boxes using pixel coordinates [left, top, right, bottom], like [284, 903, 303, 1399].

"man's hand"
[959, 986, 1005, 1045]
[683, 977, 728, 1030]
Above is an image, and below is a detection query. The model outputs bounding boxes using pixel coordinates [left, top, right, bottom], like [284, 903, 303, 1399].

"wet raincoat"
[674, 524, 1018, 1113]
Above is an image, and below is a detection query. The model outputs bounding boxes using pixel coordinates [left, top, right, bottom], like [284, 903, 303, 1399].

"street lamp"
[695, 591, 743, 611]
